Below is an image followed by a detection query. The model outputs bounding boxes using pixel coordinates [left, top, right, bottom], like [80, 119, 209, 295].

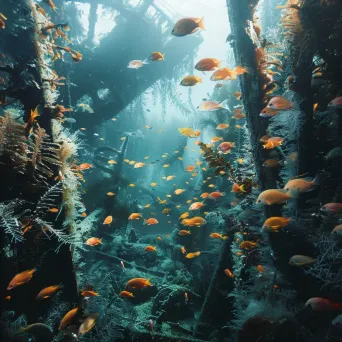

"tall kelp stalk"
[0, 1, 83, 339]
[225, 0, 274, 191]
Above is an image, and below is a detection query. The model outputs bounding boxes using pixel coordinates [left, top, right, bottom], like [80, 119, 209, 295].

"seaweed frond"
[0, 199, 25, 242]
[28, 126, 61, 184]
[0, 113, 28, 174]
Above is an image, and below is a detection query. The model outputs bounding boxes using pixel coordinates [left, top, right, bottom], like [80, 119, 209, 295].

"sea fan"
[33, 182, 62, 219]
[0, 199, 25, 242]
[0, 113, 28, 173]
[28, 126, 61, 185]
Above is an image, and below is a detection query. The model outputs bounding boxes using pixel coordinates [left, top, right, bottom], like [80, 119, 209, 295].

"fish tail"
[19, 327, 27, 333]
[142, 58, 150, 65]
[219, 99, 229, 110]
[288, 188, 299, 199]
[312, 173, 320, 186]
[221, 192, 226, 196]
[240, 185, 246, 192]
[145, 278, 152, 286]
[222, 236, 228, 240]
[197, 17, 205, 30]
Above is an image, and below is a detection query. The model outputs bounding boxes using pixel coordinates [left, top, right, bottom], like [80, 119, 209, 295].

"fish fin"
[145, 278, 152, 286]
[197, 17, 205, 30]
[219, 99, 229, 110]
[266, 200, 272, 205]
[289, 188, 299, 199]
[312, 173, 320, 186]
[240, 185, 246, 192]
[222, 236, 228, 240]
[142, 58, 150, 65]
[221, 192, 226, 196]
[271, 225, 280, 229]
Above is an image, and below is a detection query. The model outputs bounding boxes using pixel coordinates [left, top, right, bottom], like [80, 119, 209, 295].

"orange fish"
[257, 265, 264, 273]
[185, 251, 201, 259]
[263, 217, 291, 232]
[145, 218, 159, 225]
[263, 137, 284, 149]
[126, 278, 152, 289]
[210, 233, 228, 240]
[200, 192, 210, 199]
[43, 0, 58, 11]
[197, 100, 229, 112]
[59, 308, 78, 330]
[120, 290, 135, 298]
[262, 159, 285, 168]
[179, 212, 189, 219]
[78, 313, 99, 336]
[81, 212, 87, 217]
[149, 52, 164, 61]
[103, 216, 113, 225]
[224, 269, 235, 278]
[128, 213, 143, 220]
[181, 76, 202, 86]
[240, 241, 257, 250]
[5, 295, 11, 300]
[181, 246, 187, 254]
[85, 237, 102, 246]
[145, 246, 157, 252]
[7, 268, 36, 290]
[172, 17, 205, 37]
[259, 135, 270, 143]
[284, 174, 319, 193]
[260, 107, 278, 118]
[232, 113, 246, 119]
[211, 136, 223, 143]
[25, 107, 40, 137]
[0, 13, 7, 29]
[186, 165, 195, 172]
[79, 163, 93, 170]
[49, 208, 59, 213]
[81, 290, 98, 297]
[36, 284, 63, 300]
[181, 216, 206, 226]
[234, 66, 248, 75]
[208, 191, 226, 199]
[231, 183, 245, 193]
[195, 58, 220, 71]
[216, 123, 229, 130]
[107, 192, 115, 196]
[256, 189, 298, 205]
[233, 91, 242, 100]
[217, 141, 235, 154]
[189, 202, 204, 210]
[266, 96, 293, 110]
[178, 230, 191, 236]
[211, 68, 236, 81]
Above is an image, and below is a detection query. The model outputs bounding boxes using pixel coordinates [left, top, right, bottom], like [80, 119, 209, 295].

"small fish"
[5, 295, 11, 300]
[217, 141, 235, 154]
[149, 52, 164, 61]
[120, 290, 134, 298]
[237, 158, 244, 164]
[210, 233, 228, 240]
[198, 99, 229, 111]
[321, 203, 342, 214]
[239, 241, 257, 250]
[305, 297, 342, 311]
[332, 224, 342, 235]
[195, 58, 220, 71]
[43, 0, 57, 11]
[259, 107, 278, 118]
[108, 159, 117, 165]
[184, 292, 188, 303]
[36, 284, 63, 300]
[145, 245, 157, 252]
[216, 123, 229, 129]
[262, 159, 285, 168]
[144, 218, 159, 225]
[189, 202, 204, 210]
[174, 189, 185, 195]
[7, 268, 36, 290]
[181, 246, 187, 254]
[263, 217, 290, 232]
[162, 208, 171, 214]
[77, 103, 94, 113]
[107, 192, 115, 196]
[178, 127, 200, 138]
[19, 323, 53, 340]
[257, 265, 264, 273]
[127, 59, 149, 69]
[163, 164, 170, 168]
[129, 183, 135, 187]
[166, 175, 175, 181]
[157, 236, 162, 241]
[224, 269, 235, 278]
[25, 106, 40, 137]
[121, 260, 125, 270]
[49, 208, 59, 213]
[78, 313, 99, 336]
[178, 230, 191, 235]
[181, 216, 206, 227]
[289, 255, 316, 266]
[324, 147, 342, 160]
[263, 137, 284, 149]
[266, 96, 293, 110]
[126, 278, 152, 289]
[185, 251, 201, 259]
[180, 212, 189, 219]
[211, 136, 223, 143]
[201, 192, 209, 199]
[0, 13, 7, 29]
[128, 213, 142, 220]
[85, 237, 102, 246]
[180, 76, 202, 86]
[211, 68, 236, 81]
[59, 308, 78, 330]
[233, 91, 242, 100]
[186, 165, 195, 172]
[208, 191, 225, 199]
[328, 96, 342, 109]
[81, 290, 98, 297]
[284, 174, 319, 193]
[150, 182, 158, 187]
[79, 163, 93, 170]
[172, 17, 205, 37]
[103, 216, 113, 225]
[256, 189, 298, 205]
[232, 183, 245, 193]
